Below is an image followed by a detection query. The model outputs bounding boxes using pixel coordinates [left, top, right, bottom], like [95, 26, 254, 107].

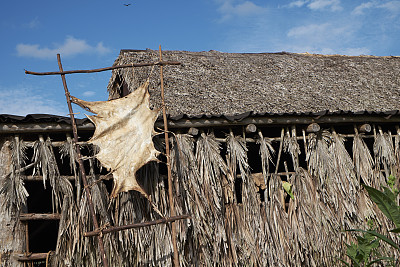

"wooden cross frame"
[25, 46, 187, 267]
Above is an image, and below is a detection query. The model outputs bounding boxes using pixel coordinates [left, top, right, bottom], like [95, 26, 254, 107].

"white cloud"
[287, 1, 308, 8]
[308, 0, 342, 11]
[16, 36, 111, 59]
[352, 1, 375, 15]
[353, 1, 400, 15]
[286, 0, 342, 11]
[217, 1, 398, 56]
[343, 47, 371, 56]
[0, 87, 66, 116]
[379, 1, 400, 14]
[83, 91, 96, 97]
[283, 22, 363, 55]
[287, 23, 331, 38]
[216, 0, 267, 21]
[287, 22, 353, 42]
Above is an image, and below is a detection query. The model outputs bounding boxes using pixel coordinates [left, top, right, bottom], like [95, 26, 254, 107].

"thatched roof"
[108, 49, 400, 117]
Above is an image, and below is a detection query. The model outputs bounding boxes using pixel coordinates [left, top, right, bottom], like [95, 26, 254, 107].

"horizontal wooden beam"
[0, 121, 94, 134]
[20, 213, 60, 221]
[25, 61, 181, 76]
[22, 174, 112, 182]
[84, 214, 191, 237]
[14, 252, 50, 261]
[163, 114, 400, 129]
[1, 114, 400, 134]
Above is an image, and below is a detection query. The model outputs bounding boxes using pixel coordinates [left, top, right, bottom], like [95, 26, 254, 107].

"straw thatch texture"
[1, 126, 400, 266]
[0, 137, 25, 267]
[108, 50, 400, 117]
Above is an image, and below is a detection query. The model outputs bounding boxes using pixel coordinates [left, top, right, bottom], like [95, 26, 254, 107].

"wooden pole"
[159, 45, 180, 267]
[20, 213, 61, 221]
[25, 61, 180, 75]
[57, 54, 109, 267]
[274, 128, 285, 174]
[14, 252, 50, 261]
[84, 215, 190, 237]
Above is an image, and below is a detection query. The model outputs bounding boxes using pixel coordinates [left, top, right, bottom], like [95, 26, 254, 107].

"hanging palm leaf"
[32, 136, 73, 212]
[54, 195, 78, 266]
[59, 134, 81, 201]
[195, 132, 232, 265]
[226, 130, 268, 266]
[306, 130, 334, 189]
[374, 126, 396, 182]
[171, 133, 218, 265]
[0, 136, 29, 213]
[284, 126, 301, 171]
[257, 130, 275, 185]
[353, 128, 375, 186]
[331, 129, 358, 191]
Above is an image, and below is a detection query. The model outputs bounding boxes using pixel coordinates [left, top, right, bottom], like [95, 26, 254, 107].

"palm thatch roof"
[108, 49, 400, 117]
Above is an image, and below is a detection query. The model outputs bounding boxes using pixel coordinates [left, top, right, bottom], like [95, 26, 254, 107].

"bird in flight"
[123, 3, 131, 6]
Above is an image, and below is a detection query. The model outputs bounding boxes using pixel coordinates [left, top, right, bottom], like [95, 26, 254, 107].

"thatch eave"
[2, 111, 400, 133]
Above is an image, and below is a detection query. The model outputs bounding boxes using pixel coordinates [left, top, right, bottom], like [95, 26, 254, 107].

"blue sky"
[0, 0, 399, 116]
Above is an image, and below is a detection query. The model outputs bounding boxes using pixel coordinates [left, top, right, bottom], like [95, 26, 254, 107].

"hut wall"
[0, 122, 400, 266]
[0, 138, 25, 267]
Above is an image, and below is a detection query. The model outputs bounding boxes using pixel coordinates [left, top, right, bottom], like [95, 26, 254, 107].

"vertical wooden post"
[57, 54, 109, 267]
[24, 222, 33, 267]
[158, 46, 179, 267]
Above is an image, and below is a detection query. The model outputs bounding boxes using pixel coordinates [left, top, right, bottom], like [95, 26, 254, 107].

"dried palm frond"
[226, 130, 249, 179]
[330, 130, 359, 223]
[75, 158, 117, 266]
[170, 134, 202, 214]
[257, 130, 275, 184]
[226, 131, 267, 266]
[54, 195, 78, 266]
[395, 128, 400, 178]
[265, 174, 293, 266]
[353, 128, 374, 186]
[283, 126, 301, 171]
[171, 134, 206, 266]
[196, 132, 227, 212]
[0, 136, 29, 213]
[331, 130, 358, 188]
[306, 130, 347, 214]
[195, 132, 229, 265]
[374, 126, 395, 181]
[32, 136, 73, 212]
[306, 130, 334, 188]
[59, 134, 81, 201]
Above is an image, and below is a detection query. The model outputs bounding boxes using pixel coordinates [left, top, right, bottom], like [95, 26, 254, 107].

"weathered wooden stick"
[84, 215, 191, 237]
[25, 61, 181, 76]
[24, 222, 32, 267]
[20, 213, 61, 221]
[302, 129, 308, 157]
[274, 128, 285, 174]
[14, 252, 50, 261]
[159, 46, 180, 267]
[57, 54, 109, 267]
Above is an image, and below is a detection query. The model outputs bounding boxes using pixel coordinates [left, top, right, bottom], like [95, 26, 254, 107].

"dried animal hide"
[71, 79, 160, 198]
